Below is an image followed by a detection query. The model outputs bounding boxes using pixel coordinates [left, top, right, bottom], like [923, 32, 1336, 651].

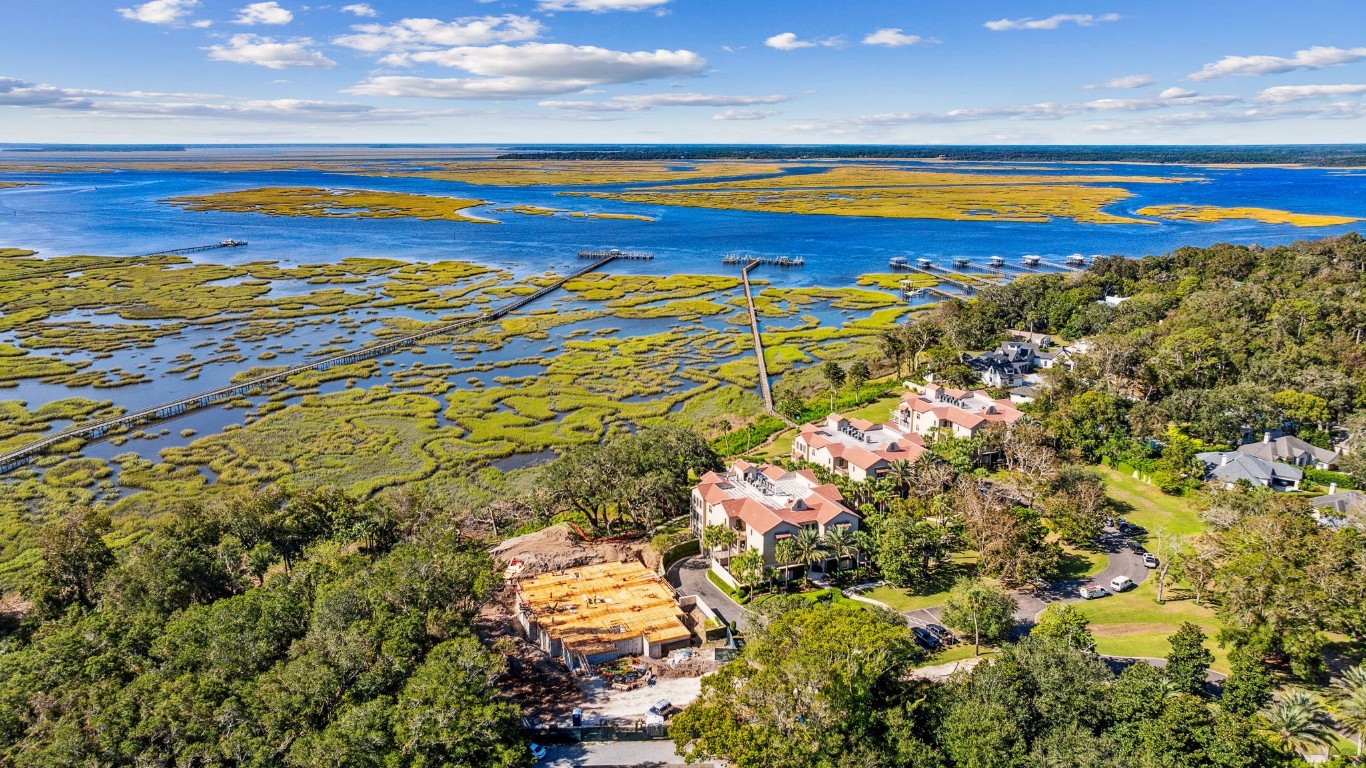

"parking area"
[570, 673, 704, 724]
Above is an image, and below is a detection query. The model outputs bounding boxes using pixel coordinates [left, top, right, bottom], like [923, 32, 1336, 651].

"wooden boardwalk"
[0, 240, 250, 283]
[739, 260, 776, 417]
[0, 254, 618, 475]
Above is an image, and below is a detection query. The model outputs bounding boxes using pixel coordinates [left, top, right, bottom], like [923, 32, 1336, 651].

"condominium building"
[792, 413, 927, 481]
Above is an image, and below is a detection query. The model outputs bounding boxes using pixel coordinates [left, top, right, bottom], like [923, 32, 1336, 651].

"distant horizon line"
[4, 142, 1366, 149]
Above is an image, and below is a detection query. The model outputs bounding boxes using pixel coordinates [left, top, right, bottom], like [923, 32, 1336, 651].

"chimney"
[1264, 432, 1272, 444]
[1330, 482, 1338, 494]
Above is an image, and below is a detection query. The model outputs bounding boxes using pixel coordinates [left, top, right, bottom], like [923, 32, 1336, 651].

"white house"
[895, 383, 1025, 440]
[792, 414, 927, 481]
[691, 460, 860, 586]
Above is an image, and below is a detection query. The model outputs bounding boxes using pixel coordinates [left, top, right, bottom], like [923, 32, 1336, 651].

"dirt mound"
[491, 523, 598, 574]
[489, 523, 659, 576]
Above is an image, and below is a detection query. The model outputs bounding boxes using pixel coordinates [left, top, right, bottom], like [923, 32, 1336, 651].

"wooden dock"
[723, 254, 804, 267]
[0, 254, 620, 475]
[0, 240, 249, 283]
[578, 249, 652, 260]
[739, 261, 778, 420]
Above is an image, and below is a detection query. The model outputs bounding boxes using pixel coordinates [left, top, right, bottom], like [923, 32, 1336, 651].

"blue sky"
[3, 0, 1366, 143]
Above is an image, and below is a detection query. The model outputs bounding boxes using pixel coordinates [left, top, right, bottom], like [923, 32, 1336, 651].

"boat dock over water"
[579, 249, 652, 260]
[723, 253, 804, 267]
[0, 240, 250, 283]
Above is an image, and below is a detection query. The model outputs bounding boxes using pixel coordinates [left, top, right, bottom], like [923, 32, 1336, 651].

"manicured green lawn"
[1072, 574, 1229, 672]
[1097, 465, 1205, 536]
[862, 585, 949, 613]
[841, 391, 903, 424]
[1059, 545, 1108, 579]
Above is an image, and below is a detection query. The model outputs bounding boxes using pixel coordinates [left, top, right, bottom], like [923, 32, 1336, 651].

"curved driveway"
[667, 556, 753, 633]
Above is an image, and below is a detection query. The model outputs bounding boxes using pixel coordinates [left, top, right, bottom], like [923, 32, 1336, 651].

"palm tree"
[773, 538, 800, 586]
[1259, 690, 1334, 760]
[886, 460, 915, 497]
[823, 526, 857, 577]
[789, 528, 827, 585]
[1330, 665, 1366, 757]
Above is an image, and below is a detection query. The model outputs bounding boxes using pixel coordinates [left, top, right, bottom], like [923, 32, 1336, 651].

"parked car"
[1079, 583, 1109, 599]
[1143, 553, 1159, 568]
[1126, 540, 1146, 554]
[648, 699, 673, 717]
[529, 743, 547, 761]
[1110, 575, 1135, 592]
[926, 623, 957, 645]
[912, 626, 942, 650]
[1117, 521, 1139, 535]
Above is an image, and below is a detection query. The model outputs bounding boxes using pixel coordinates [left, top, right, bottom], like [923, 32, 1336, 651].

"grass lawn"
[841, 391, 903, 423]
[911, 645, 998, 669]
[1097, 465, 1204, 537]
[751, 427, 797, 460]
[859, 552, 979, 613]
[1072, 575, 1230, 673]
[1059, 545, 1108, 579]
[863, 585, 949, 613]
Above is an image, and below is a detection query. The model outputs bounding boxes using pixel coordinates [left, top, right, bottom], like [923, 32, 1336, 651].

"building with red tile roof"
[690, 460, 860, 587]
[896, 383, 1024, 439]
[792, 413, 928, 481]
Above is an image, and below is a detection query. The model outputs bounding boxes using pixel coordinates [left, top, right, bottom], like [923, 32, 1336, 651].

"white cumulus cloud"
[334, 15, 542, 53]
[1257, 83, 1366, 103]
[713, 108, 778, 120]
[1086, 74, 1153, 89]
[340, 3, 376, 17]
[862, 28, 932, 47]
[207, 35, 336, 69]
[538, 0, 670, 10]
[540, 92, 788, 112]
[1188, 46, 1366, 80]
[347, 43, 706, 99]
[118, 0, 199, 24]
[234, 2, 293, 25]
[765, 32, 843, 51]
[985, 13, 1120, 31]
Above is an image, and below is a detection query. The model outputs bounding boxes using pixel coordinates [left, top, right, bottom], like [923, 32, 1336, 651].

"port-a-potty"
[572, 707, 582, 727]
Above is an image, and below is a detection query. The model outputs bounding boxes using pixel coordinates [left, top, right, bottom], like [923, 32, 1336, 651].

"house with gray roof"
[1310, 488, 1365, 531]
[1196, 451, 1303, 492]
[1237, 432, 1339, 470]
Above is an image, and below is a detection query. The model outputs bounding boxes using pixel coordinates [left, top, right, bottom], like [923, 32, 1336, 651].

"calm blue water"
[2, 158, 1364, 291]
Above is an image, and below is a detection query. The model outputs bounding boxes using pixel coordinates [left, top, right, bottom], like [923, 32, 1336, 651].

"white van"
[1110, 575, 1135, 593]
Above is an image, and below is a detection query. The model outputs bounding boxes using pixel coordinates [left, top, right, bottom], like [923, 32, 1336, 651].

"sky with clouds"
[3, 0, 1366, 143]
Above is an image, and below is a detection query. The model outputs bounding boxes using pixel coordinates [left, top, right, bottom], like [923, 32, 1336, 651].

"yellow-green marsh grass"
[167, 186, 492, 223]
[1136, 204, 1359, 227]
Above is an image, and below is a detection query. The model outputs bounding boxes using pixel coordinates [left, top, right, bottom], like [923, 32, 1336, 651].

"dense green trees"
[0, 486, 525, 768]
[673, 610, 1297, 768]
[671, 604, 925, 768]
[540, 424, 720, 534]
[940, 580, 1018, 656]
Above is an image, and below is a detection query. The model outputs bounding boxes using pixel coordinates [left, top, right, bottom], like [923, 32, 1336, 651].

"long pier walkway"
[739, 260, 776, 418]
[0, 240, 249, 283]
[0, 254, 617, 475]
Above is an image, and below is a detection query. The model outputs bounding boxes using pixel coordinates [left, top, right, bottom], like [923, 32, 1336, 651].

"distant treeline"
[497, 144, 1366, 166]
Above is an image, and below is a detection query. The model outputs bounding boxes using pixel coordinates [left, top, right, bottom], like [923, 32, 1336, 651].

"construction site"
[478, 524, 731, 727]
[515, 561, 695, 669]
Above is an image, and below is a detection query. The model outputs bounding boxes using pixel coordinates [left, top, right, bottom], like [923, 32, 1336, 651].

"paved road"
[894, 527, 1149, 633]
[542, 740, 709, 767]
[667, 556, 753, 632]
